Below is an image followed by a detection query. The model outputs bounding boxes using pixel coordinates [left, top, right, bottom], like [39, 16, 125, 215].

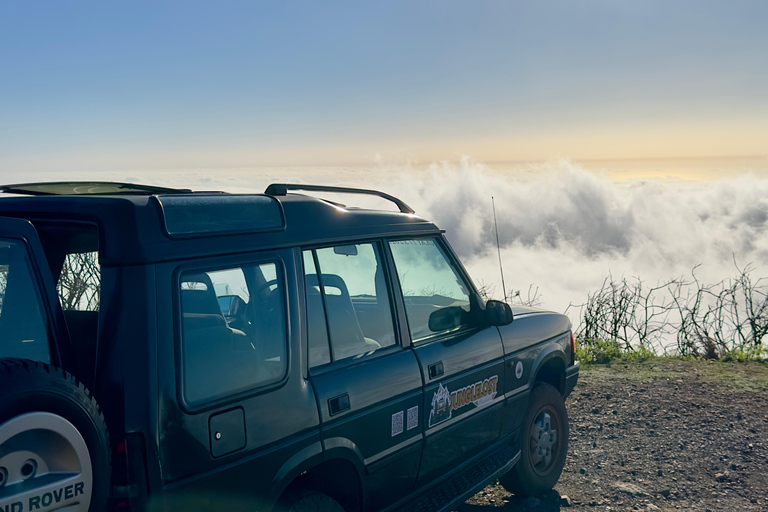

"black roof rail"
[264, 183, 415, 214]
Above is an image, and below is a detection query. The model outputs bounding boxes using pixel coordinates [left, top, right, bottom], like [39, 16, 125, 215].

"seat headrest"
[305, 273, 349, 297]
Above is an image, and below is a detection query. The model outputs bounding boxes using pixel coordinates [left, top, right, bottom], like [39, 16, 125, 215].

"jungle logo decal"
[428, 383, 452, 427]
[428, 375, 499, 427]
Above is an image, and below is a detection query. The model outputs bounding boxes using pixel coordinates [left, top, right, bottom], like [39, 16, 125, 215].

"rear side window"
[303, 242, 397, 367]
[179, 261, 287, 407]
[0, 239, 51, 363]
[57, 251, 100, 311]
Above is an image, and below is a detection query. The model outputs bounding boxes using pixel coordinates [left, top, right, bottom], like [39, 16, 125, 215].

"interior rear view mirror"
[333, 245, 358, 256]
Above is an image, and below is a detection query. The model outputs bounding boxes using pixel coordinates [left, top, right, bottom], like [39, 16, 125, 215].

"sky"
[1, 1, 766, 172]
[2, 2, 768, 350]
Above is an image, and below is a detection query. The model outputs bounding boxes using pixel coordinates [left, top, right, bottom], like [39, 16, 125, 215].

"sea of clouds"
[6, 159, 768, 337]
[381, 158, 768, 313]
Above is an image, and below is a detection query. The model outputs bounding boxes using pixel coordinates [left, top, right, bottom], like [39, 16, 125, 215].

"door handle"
[328, 393, 350, 416]
[428, 361, 444, 379]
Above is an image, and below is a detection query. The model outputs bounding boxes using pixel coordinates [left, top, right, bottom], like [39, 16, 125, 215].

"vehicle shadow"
[457, 490, 564, 511]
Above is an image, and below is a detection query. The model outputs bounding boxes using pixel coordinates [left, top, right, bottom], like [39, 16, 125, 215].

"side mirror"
[486, 300, 513, 326]
[218, 294, 246, 317]
[428, 306, 466, 332]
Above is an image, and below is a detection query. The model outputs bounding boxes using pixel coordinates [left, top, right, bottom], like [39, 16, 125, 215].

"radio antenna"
[492, 196, 507, 302]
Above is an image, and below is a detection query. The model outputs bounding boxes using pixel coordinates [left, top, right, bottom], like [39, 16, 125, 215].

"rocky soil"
[458, 359, 768, 512]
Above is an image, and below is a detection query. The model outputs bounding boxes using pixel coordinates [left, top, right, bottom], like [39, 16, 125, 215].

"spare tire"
[0, 359, 110, 512]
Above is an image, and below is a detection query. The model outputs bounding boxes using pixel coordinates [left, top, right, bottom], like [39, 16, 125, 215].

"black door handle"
[328, 393, 350, 416]
[428, 361, 444, 379]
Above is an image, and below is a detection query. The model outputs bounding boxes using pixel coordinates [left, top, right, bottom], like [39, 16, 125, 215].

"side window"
[0, 240, 51, 363]
[389, 238, 473, 342]
[303, 251, 331, 367]
[57, 251, 100, 311]
[179, 261, 286, 407]
[303, 242, 396, 367]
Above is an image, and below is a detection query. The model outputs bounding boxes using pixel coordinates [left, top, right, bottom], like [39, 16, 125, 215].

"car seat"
[306, 273, 380, 361]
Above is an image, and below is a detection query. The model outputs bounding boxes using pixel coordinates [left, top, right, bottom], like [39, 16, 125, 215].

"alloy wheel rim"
[0, 412, 93, 512]
[528, 406, 560, 476]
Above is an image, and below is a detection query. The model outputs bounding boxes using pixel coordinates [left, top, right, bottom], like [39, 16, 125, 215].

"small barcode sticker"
[391, 411, 404, 436]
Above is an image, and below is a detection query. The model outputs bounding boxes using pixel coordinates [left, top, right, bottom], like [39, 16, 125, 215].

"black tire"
[500, 382, 568, 497]
[283, 490, 345, 512]
[0, 358, 110, 512]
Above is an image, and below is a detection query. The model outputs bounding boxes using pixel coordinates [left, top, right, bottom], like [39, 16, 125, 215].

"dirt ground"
[457, 359, 768, 512]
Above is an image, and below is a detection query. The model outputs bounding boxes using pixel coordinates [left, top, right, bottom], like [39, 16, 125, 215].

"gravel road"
[457, 359, 768, 512]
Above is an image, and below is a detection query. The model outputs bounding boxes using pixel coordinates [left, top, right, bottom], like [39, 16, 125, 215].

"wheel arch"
[531, 347, 567, 396]
[274, 439, 365, 512]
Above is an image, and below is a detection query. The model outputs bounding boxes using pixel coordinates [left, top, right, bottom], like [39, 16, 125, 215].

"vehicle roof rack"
[0, 181, 192, 196]
[264, 183, 415, 214]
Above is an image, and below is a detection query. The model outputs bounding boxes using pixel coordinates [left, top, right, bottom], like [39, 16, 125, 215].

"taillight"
[109, 436, 147, 512]
[570, 331, 576, 364]
[112, 439, 129, 486]
[109, 438, 131, 511]
[113, 501, 131, 511]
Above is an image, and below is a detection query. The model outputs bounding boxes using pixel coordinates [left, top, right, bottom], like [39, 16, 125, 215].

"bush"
[721, 344, 768, 362]
[568, 262, 767, 359]
[576, 338, 656, 364]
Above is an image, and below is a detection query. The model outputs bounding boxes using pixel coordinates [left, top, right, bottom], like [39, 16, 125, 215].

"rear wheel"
[500, 382, 568, 497]
[283, 490, 345, 512]
[0, 359, 110, 512]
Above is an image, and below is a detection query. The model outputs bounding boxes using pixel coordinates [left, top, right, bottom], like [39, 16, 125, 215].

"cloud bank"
[379, 159, 768, 320]
[4, 159, 767, 329]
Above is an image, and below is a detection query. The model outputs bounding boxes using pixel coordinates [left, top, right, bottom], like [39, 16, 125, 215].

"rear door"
[387, 237, 506, 486]
[303, 242, 424, 512]
[0, 217, 68, 367]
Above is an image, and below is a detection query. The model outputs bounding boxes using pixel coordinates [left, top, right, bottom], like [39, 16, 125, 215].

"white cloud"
[4, 159, 767, 338]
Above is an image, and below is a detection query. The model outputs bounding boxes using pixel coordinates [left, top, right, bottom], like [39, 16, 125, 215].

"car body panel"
[152, 250, 322, 510]
[412, 327, 506, 486]
[0, 184, 579, 512]
[310, 348, 424, 511]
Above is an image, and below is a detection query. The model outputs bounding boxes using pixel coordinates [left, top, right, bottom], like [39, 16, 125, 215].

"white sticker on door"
[406, 405, 419, 430]
[391, 411, 404, 436]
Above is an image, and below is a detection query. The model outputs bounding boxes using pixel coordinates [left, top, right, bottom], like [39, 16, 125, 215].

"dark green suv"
[0, 182, 578, 512]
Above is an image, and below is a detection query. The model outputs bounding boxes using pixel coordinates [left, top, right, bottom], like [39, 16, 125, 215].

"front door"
[303, 242, 423, 511]
[387, 237, 506, 486]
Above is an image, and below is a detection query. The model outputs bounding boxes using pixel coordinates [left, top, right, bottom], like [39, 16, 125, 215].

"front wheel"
[500, 382, 568, 497]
